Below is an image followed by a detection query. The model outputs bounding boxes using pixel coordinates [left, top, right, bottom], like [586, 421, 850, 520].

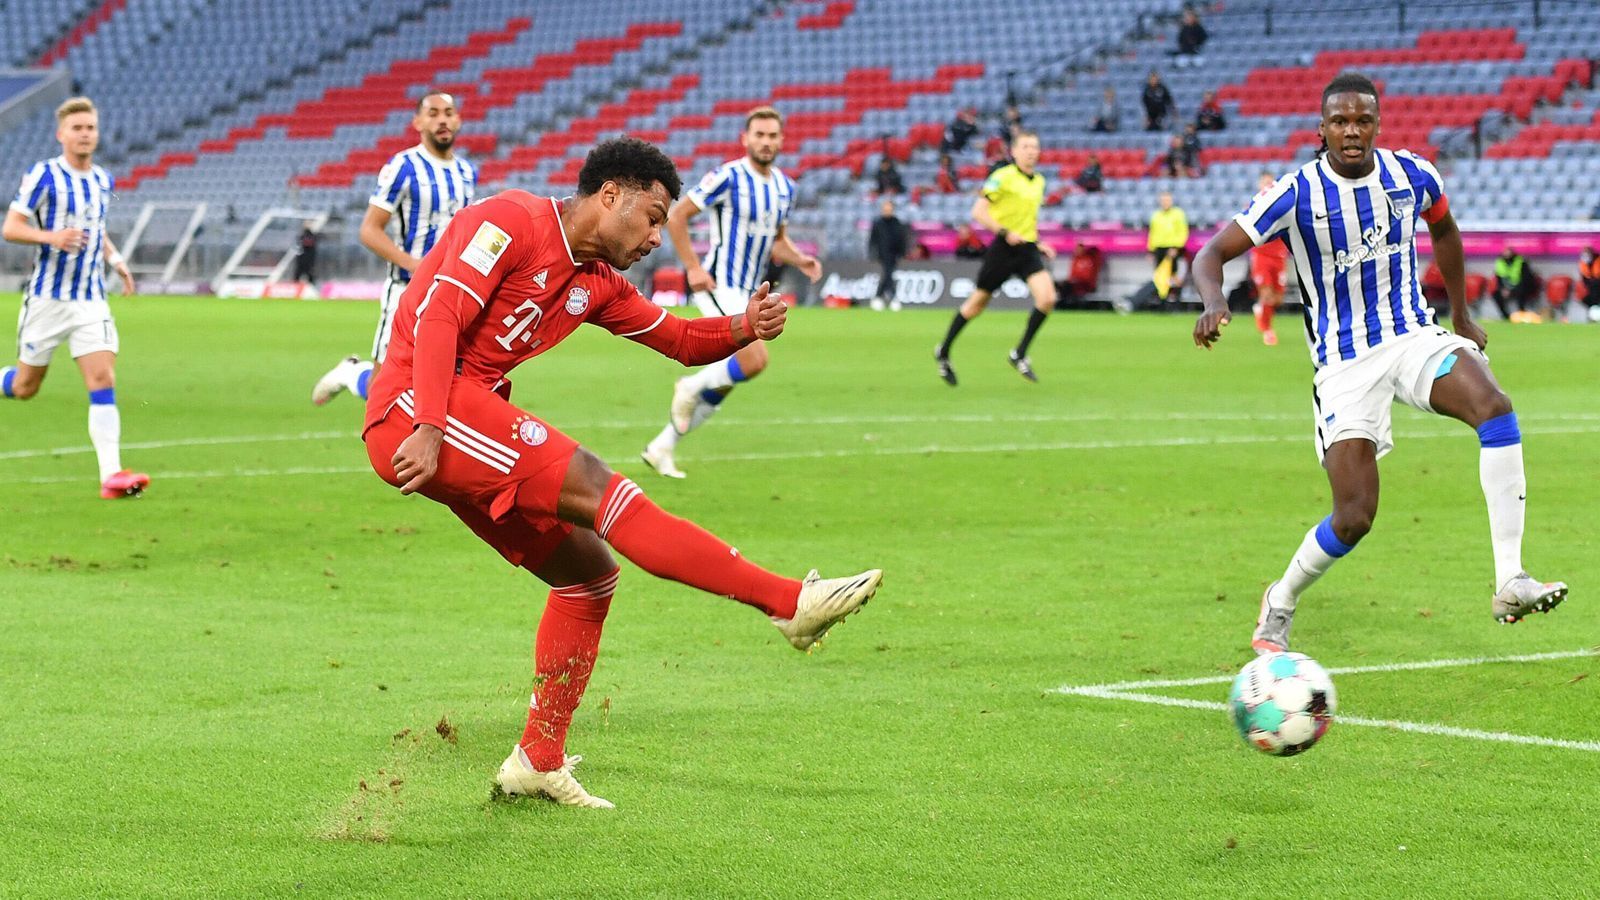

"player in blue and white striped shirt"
[641, 106, 821, 478]
[313, 90, 477, 406]
[2, 97, 146, 498]
[1192, 73, 1566, 651]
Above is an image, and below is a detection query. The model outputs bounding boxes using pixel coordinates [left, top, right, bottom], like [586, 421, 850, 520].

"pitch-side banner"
[817, 260, 1043, 310]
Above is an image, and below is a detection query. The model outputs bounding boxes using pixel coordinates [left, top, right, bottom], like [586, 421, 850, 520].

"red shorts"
[1252, 256, 1287, 290]
[364, 382, 578, 572]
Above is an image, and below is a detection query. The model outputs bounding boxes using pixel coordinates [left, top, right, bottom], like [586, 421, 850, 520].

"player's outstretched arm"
[1192, 222, 1254, 349]
[1427, 209, 1485, 350]
[738, 281, 786, 341]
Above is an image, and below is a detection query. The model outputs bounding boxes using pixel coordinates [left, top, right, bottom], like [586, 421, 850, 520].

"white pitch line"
[0, 429, 350, 460]
[1057, 648, 1600, 693]
[5, 413, 1599, 462]
[1059, 687, 1600, 754]
[7, 426, 1600, 485]
[5, 465, 372, 485]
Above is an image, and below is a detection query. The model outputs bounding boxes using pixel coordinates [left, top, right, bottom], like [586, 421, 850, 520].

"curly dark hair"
[1321, 72, 1380, 114]
[577, 137, 681, 199]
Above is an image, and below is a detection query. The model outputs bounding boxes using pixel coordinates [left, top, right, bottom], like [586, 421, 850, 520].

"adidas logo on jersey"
[533, 270, 548, 290]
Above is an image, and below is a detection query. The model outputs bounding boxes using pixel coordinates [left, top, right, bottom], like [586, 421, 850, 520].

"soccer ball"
[1228, 652, 1337, 756]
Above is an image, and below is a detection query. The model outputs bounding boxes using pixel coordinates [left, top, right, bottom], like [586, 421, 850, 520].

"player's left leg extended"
[559, 447, 880, 650]
[1426, 351, 1567, 621]
[1009, 268, 1058, 382]
[1255, 439, 1379, 653]
[74, 350, 148, 498]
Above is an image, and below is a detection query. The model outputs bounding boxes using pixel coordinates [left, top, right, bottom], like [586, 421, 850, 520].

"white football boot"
[1252, 580, 1294, 655]
[1492, 573, 1568, 624]
[772, 569, 883, 651]
[640, 442, 686, 479]
[494, 746, 614, 809]
[312, 355, 361, 406]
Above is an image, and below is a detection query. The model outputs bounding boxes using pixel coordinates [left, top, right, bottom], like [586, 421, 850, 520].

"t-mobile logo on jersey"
[495, 299, 543, 351]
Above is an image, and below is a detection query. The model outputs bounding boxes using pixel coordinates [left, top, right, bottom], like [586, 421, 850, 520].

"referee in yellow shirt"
[934, 129, 1057, 384]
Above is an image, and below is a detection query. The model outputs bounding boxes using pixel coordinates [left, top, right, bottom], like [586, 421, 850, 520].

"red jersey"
[365, 190, 744, 435]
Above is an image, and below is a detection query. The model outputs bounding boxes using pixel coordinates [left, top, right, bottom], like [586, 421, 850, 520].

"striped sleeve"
[370, 153, 412, 213]
[1396, 150, 1448, 222]
[461, 160, 478, 204]
[9, 162, 50, 218]
[686, 164, 733, 210]
[1232, 173, 1297, 246]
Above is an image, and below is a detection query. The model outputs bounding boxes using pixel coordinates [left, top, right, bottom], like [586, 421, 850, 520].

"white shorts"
[1311, 326, 1481, 464]
[16, 297, 118, 367]
[691, 285, 747, 317]
[372, 278, 408, 362]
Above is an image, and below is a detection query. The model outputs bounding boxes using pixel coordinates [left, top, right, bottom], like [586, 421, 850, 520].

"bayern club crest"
[513, 416, 548, 446]
[565, 285, 590, 315]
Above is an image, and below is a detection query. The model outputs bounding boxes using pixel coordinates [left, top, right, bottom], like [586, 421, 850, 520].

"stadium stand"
[0, 0, 1593, 274]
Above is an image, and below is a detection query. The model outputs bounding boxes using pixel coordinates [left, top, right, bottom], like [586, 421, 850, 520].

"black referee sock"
[1015, 308, 1048, 356]
[937, 310, 971, 358]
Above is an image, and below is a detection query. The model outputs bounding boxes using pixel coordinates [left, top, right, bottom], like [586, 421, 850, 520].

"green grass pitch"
[0, 293, 1595, 897]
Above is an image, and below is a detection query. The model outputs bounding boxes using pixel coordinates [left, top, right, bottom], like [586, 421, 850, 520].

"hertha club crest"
[512, 416, 548, 446]
[565, 286, 590, 315]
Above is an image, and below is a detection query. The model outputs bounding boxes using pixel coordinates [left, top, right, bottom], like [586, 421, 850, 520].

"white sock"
[682, 359, 736, 395]
[1268, 515, 1354, 610]
[345, 360, 374, 392]
[88, 402, 122, 481]
[1480, 443, 1526, 588]
[648, 422, 681, 452]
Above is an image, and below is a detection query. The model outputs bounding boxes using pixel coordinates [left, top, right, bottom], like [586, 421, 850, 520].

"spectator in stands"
[868, 198, 910, 311]
[1151, 135, 1189, 178]
[983, 133, 1012, 173]
[996, 104, 1025, 145]
[1147, 191, 1190, 299]
[937, 153, 961, 192]
[1580, 246, 1600, 313]
[1195, 90, 1226, 131]
[1142, 70, 1175, 131]
[1492, 246, 1541, 322]
[1055, 242, 1104, 309]
[292, 220, 319, 287]
[1170, 7, 1208, 66]
[954, 223, 987, 259]
[1180, 124, 1203, 174]
[1076, 154, 1104, 193]
[940, 107, 980, 156]
[1092, 87, 1121, 133]
[874, 157, 905, 196]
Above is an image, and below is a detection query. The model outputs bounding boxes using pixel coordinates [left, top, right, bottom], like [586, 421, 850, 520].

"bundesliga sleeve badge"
[461, 221, 512, 275]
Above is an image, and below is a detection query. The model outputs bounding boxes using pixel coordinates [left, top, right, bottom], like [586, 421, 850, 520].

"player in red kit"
[1249, 171, 1290, 346]
[362, 138, 882, 809]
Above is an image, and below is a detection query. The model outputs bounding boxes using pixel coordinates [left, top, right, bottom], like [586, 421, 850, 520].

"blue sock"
[700, 389, 727, 406]
[1476, 412, 1521, 448]
[88, 387, 116, 405]
[1313, 514, 1356, 558]
[1, 366, 15, 398]
[725, 355, 747, 384]
[355, 367, 372, 400]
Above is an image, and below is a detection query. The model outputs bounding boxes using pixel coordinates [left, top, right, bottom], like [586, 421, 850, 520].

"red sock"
[1258, 302, 1275, 331]
[519, 570, 616, 771]
[595, 474, 800, 619]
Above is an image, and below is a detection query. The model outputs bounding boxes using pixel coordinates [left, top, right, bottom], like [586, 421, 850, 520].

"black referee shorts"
[974, 237, 1046, 293]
